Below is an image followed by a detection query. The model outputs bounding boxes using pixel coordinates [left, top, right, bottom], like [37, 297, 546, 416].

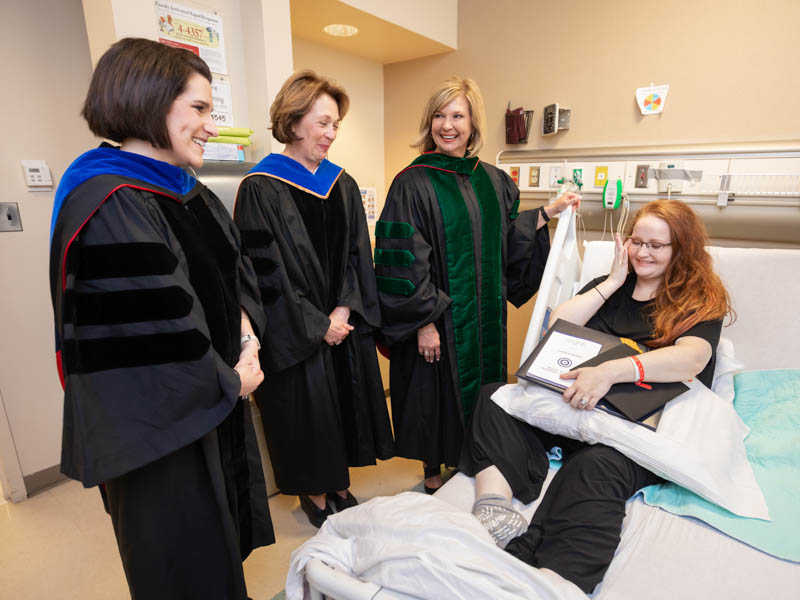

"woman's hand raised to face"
[606, 233, 631, 291]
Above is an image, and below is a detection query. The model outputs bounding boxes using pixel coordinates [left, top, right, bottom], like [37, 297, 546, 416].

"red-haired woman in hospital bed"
[458, 199, 733, 594]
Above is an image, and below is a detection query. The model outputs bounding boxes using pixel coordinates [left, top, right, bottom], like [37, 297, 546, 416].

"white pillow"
[491, 380, 769, 520]
[710, 336, 743, 403]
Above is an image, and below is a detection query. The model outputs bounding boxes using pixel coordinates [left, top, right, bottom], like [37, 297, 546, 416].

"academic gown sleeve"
[335, 173, 381, 330]
[54, 186, 243, 487]
[207, 197, 266, 338]
[234, 176, 330, 372]
[499, 170, 551, 307]
[375, 170, 453, 344]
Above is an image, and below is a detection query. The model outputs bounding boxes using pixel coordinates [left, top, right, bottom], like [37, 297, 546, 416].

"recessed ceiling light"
[323, 23, 358, 37]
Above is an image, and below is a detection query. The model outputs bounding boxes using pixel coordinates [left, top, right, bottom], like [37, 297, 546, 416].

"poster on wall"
[210, 76, 234, 128]
[155, 0, 227, 75]
[360, 187, 377, 224]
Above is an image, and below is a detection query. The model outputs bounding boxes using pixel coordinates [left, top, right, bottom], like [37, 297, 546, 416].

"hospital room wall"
[385, 0, 800, 175]
[383, 0, 800, 379]
[0, 0, 97, 501]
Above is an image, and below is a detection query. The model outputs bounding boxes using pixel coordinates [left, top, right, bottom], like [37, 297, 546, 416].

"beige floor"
[0, 456, 424, 600]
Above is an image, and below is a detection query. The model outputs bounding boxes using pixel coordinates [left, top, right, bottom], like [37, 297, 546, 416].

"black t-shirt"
[580, 273, 722, 387]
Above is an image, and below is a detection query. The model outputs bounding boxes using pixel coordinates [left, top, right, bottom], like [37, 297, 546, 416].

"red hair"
[630, 200, 733, 347]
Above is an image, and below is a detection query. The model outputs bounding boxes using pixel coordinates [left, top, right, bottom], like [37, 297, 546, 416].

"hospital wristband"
[629, 355, 652, 390]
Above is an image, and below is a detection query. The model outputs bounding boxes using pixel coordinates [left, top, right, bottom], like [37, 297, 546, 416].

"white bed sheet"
[288, 491, 587, 600]
[435, 472, 800, 599]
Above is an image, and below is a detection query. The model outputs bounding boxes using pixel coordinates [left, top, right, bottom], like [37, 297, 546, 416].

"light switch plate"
[0, 203, 23, 232]
[549, 166, 562, 187]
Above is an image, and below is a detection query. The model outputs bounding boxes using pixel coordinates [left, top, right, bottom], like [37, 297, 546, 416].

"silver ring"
[579, 398, 588, 408]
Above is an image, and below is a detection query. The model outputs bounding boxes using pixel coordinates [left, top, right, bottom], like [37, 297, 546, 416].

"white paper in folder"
[526, 332, 602, 388]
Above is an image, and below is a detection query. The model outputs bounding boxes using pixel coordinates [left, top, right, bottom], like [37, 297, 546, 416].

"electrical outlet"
[549, 166, 562, 187]
[635, 165, 649, 189]
[594, 166, 608, 187]
[528, 166, 540, 187]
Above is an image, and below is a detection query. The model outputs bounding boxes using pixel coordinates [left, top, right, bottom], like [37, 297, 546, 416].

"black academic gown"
[376, 161, 550, 467]
[234, 171, 394, 495]
[50, 174, 273, 600]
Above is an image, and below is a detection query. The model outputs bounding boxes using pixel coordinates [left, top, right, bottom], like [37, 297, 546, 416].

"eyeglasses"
[628, 237, 672, 251]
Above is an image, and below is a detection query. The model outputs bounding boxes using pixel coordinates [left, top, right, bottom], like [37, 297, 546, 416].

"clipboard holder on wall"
[506, 103, 533, 144]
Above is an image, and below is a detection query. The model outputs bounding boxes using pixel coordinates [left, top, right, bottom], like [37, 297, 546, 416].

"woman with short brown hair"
[49, 38, 273, 599]
[269, 69, 350, 144]
[234, 70, 394, 528]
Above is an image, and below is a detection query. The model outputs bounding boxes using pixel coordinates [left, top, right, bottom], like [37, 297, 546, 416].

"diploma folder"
[515, 319, 623, 393]
[516, 319, 688, 426]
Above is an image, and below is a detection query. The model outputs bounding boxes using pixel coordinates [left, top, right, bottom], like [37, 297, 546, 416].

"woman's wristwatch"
[240, 334, 261, 349]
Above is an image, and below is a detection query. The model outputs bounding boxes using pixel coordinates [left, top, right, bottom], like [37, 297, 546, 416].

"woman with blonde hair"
[459, 199, 732, 593]
[234, 70, 394, 528]
[375, 76, 580, 492]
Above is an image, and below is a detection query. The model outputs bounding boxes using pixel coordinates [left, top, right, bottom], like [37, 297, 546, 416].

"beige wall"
[386, 0, 800, 181]
[383, 0, 800, 377]
[0, 0, 96, 491]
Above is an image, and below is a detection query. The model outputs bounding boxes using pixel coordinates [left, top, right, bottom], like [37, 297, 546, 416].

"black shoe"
[423, 464, 442, 495]
[329, 490, 358, 512]
[299, 495, 333, 528]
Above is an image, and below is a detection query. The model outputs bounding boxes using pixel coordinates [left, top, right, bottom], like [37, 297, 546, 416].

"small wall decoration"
[636, 84, 669, 115]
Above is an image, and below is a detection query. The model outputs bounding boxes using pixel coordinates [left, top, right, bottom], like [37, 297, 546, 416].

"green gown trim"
[374, 248, 416, 267]
[375, 221, 415, 239]
[406, 153, 503, 419]
[376, 275, 416, 296]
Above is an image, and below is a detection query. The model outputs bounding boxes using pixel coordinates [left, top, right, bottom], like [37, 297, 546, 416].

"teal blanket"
[641, 369, 800, 562]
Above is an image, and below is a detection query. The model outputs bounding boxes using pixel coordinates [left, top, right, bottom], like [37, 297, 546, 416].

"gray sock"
[472, 494, 528, 548]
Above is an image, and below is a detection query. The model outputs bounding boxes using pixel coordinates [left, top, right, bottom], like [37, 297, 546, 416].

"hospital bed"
[293, 206, 800, 600]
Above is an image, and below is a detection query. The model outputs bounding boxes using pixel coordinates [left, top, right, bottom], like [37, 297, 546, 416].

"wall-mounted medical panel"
[497, 142, 800, 245]
[501, 161, 628, 193]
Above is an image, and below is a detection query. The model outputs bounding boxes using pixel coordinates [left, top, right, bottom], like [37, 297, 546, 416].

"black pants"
[459, 383, 660, 593]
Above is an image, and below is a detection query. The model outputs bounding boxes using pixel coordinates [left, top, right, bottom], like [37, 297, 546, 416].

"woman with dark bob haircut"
[233, 70, 394, 528]
[49, 38, 273, 599]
